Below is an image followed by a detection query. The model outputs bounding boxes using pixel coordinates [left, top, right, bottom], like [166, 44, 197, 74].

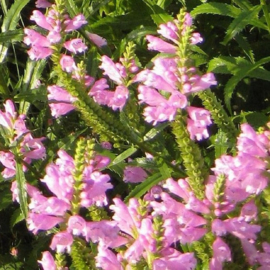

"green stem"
[198, 89, 238, 148]
[171, 111, 206, 199]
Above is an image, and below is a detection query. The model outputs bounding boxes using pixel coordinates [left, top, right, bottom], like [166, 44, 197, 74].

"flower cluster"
[0, 100, 45, 178]
[134, 15, 216, 140]
[24, 4, 87, 60]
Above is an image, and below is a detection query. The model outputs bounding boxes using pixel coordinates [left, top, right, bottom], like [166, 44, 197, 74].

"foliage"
[0, 0, 269, 269]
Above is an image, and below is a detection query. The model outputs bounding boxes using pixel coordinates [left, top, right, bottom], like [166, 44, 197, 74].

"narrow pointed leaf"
[191, 3, 241, 18]
[0, 0, 30, 63]
[15, 162, 28, 219]
[125, 172, 164, 201]
[110, 147, 137, 166]
[222, 6, 261, 45]
[224, 56, 270, 112]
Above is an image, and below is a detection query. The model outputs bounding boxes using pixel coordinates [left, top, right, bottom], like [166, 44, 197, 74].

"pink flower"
[123, 166, 148, 183]
[60, 54, 77, 73]
[189, 73, 217, 93]
[0, 152, 16, 178]
[38, 251, 56, 270]
[135, 70, 175, 93]
[47, 85, 76, 117]
[187, 106, 212, 126]
[109, 85, 129, 111]
[153, 249, 197, 270]
[100, 56, 125, 85]
[110, 198, 138, 236]
[190, 32, 203, 44]
[64, 38, 87, 53]
[27, 45, 53, 60]
[80, 171, 112, 207]
[157, 21, 179, 41]
[96, 242, 123, 270]
[187, 118, 209, 141]
[50, 231, 73, 253]
[240, 200, 257, 222]
[27, 213, 63, 234]
[67, 215, 86, 236]
[35, 0, 52, 8]
[23, 29, 50, 47]
[64, 14, 87, 32]
[240, 239, 258, 265]
[146, 35, 176, 54]
[87, 32, 107, 47]
[212, 237, 231, 264]
[30, 10, 52, 31]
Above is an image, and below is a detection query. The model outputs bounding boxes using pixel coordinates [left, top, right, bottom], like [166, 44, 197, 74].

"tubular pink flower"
[109, 85, 129, 111]
[38, 251, 56, 270]
[187, 106, 212, 126]
[27, 45, 53, 60]
[30, 10, 52, 31]
[123, 166, 148, 183]
[157, 21, 179, 41]
[153, 249, 197, 270]
[146, 35, 176, 54]
[187, 118, 210, 141]
[64, 38, 88, 53]
[87, 32, 107, 47]
[47, 30, 61, 44]
[47, 85, 76, 117]
[96, 242, 123, 270]
[212, 237, 231, 263]
[190, 32, 203, 44]
[100, 56, 124, 85]
[27, 213, 63, 234]
[64, 14, 87, 32]
[50, 231, 73, 253]
[23, 29, 50, 47]
[189, 73, 217, 93]
[67, 215, 86, 236]
[60, 54, 77, 73]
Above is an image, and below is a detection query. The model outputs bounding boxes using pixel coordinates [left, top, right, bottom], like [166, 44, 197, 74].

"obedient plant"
[1, 0, 270, 269]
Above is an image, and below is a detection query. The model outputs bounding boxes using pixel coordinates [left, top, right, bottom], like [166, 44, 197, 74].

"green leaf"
[143, 122, 170, 141]
[156, 157, 172, 179]
[19, 59, 47, 114]
[10, 208, 24, 229]
[127, 26, 156, 41]
[110, 147, 137, 166]
[0, 0, 30, 63]
[15, 162, 28, 219]
[234, 34, 255, 63]
[15, 85, 47, 103]
[0, 65, 10, 97]
[224, 56, 270, 112]
[125, 172, 164, 201]
[190, 3, 241, 18]
[222, 6, 261, 45]
[65, 0, 80, 17]
[0, 29, 24, 43]
[1, 0, 30, 32]
[213, 130, 230, 158]
[0, 189, 12, 211]
[232, 0, 252, 10]
[149, 4, 174, 25]
[86, 46, 99, 78]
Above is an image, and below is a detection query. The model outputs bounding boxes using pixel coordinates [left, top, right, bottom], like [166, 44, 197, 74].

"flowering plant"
[0, 0, 270, 269]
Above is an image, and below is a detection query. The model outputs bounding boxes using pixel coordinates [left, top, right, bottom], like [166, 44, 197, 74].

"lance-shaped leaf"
[15, 162, 28, 219]
[191, 3, 241, 18]
[222, 6, 262, 45]
[125, 172, 164, 201]
[0, 0, 30, 63]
